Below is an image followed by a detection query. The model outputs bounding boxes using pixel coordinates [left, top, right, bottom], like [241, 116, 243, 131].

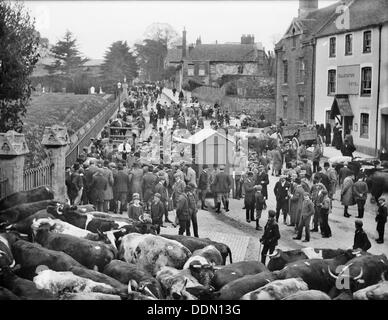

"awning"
[330, 95, 354, 119]
[381, 107, 388, 115]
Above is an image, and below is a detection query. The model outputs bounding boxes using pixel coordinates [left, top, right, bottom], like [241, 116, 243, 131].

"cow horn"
[9, 260, 16, 268]
[381, 272, 387, 282]
[354, 268, 363, 280]
[181, 278, 188, 292]
[143, 287, 157, 299]
[128, 281, 132, 293]
[267, 249, 279, 258]
[328, 266, 338, 279]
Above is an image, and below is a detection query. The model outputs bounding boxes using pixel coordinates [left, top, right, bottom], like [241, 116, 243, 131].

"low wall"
[192, 85, 275, 123]
[222, 97, 276, 123]
[192, 86, 225, 104]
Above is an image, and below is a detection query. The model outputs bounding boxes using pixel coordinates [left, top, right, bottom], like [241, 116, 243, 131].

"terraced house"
[313, 0, 388, 155]
[275, 0, 339, 124]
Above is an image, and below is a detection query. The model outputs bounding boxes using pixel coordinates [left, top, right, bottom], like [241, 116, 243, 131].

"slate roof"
[275, 1, 340, 49]
[314, 0, 388, 38]
[187, 44, 259, 62]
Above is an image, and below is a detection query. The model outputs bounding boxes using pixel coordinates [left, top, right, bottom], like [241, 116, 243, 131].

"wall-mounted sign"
[337, 65, 360, 95]
[354, 123, 358, 132]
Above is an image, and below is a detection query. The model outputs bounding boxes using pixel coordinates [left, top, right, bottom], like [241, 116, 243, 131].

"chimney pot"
[298, 0, 318, 19]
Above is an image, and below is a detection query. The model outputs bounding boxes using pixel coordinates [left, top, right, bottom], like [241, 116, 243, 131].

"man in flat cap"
[293, 192, 315, 242]
[154, 172, 172, 224]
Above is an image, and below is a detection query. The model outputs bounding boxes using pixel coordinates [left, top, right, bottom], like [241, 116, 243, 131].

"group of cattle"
[0, 186, 387, 300]
[330, 156, 388, 202]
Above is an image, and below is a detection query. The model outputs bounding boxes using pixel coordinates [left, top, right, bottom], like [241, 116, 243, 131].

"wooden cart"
[280, 124, 324, 153]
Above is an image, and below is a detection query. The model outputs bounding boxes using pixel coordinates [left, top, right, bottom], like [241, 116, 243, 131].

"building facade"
[275, 0, 338, 124]
[313, 0, 388, 155]
[165, 30, 267, 90]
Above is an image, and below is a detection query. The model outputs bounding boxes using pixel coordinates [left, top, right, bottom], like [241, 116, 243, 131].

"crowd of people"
[64, 83, 386, 264]
[233, 137, 387, 263]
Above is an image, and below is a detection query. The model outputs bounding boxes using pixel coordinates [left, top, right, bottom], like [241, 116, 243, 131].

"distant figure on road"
[172, 88, 177, 96]
[179, 90, 184, 102]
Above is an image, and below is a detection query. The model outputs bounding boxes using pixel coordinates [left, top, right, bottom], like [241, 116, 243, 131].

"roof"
[314, 0, 388, 38]
[165, 48, 183, 63]
[275, 1, 340, 49]
[173, 128, 234, 145]
[330, 95, 354, 117]
[187, 44, 259, 62]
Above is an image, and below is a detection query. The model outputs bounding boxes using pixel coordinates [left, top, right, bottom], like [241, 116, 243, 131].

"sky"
[23, 0, 338, 59]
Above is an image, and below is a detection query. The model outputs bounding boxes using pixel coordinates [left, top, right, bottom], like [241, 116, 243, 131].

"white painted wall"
[314, 26, 380, 153]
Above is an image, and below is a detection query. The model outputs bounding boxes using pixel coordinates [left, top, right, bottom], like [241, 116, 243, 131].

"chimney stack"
[298, 0, 318, 19]
[182, 27, 187, 58]
[241, 34, 255, 44]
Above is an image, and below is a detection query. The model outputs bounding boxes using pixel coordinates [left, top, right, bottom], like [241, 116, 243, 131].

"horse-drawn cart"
[280, 123, 324, 153]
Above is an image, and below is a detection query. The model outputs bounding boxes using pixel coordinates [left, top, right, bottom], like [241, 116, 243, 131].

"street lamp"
[117, 81, 122, 114]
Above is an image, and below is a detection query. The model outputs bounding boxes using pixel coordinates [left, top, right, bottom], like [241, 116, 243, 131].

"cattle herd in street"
[0, 186, 387, 300]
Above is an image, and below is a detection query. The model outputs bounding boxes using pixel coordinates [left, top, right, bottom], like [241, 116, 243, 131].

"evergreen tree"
[0, 1, 40, 132]
[45, 30, 88, 77]
[100, 41, 138, 90]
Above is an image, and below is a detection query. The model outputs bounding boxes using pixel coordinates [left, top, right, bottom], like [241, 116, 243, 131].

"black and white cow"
[34, 222, 116, 271]
[0, 232, 16, 269]
[266, 248, 350, 272]
[160, 234, 232, 264]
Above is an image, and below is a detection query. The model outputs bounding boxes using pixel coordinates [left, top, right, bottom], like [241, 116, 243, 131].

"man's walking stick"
[258, 241, 262, 262]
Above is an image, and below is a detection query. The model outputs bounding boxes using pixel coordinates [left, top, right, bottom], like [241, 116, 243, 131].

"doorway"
[382, 115, 388, 150]
[343, 116, 353, 136]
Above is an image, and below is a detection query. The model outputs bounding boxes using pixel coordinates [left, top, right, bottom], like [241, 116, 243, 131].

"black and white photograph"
[0, 0, 388, 308]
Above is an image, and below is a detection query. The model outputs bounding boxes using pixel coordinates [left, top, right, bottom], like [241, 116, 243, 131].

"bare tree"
[143, 22, 180, 48]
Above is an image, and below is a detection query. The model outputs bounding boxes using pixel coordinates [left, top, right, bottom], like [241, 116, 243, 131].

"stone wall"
[192, 85, 275, 122]
[222, 97, 276, 122]
[192, 86, 226, 104]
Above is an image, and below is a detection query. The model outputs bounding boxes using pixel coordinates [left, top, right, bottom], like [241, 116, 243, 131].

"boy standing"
[150, 193, 164, 234]
[255, 185, 267, 231]
[127, 193, 143, 221]
[260, 210, 280, 265]
[353, 220, 371, 251]
[376, 198, 387, 244]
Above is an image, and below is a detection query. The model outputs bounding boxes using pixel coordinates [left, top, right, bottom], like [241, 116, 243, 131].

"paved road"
[137, 89, 388, 263]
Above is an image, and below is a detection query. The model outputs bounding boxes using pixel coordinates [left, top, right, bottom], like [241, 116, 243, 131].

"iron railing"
[23, 163, 54, 191]
[0, 168, 8, 200]
[65, 94, 122, 167]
